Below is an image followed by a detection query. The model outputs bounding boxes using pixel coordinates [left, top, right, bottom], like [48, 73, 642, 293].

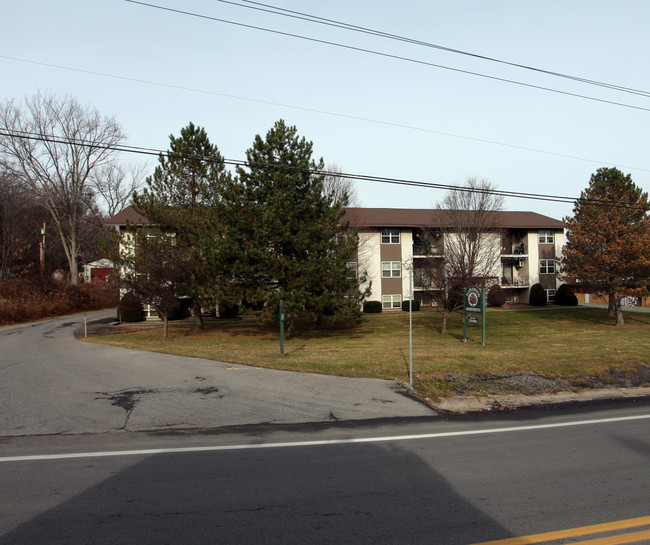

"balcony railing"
[413, 244, 443, 256]
[500, 276, 529, 288]
[501, 243, 527, 256]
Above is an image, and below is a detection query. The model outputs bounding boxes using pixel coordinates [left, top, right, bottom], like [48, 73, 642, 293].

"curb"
[428, 387, 650, 414]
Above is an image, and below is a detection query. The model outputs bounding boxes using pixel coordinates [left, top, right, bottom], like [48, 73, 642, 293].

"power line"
[4, 54, 648, 174]
[125, 0, 650, 114]
[3, 128, 648, 210]
[221, 0, 650, 99]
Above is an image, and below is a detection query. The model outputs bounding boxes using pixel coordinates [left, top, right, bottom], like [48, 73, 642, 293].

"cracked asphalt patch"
[96, 389, 157, 413]
[96, 386, 225, 412]
[94, 386, 230, 431]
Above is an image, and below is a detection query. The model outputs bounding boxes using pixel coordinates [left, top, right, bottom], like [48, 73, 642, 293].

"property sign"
[464, 286, 483, 314]
[463, 286, 486, 345]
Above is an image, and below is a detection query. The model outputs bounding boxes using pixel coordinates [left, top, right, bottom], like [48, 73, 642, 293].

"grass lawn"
[86, 306, 650, 397]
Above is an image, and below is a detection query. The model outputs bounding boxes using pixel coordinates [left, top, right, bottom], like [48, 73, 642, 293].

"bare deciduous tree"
[90, 162, 147, 217]
[116, 229, 188, 338]
[438, 177, 504, 282]
[0, 171, 36, 278]
[0, 92, 125, 284]
[322, 163, 359, 207]
[420, 177, 504, 334]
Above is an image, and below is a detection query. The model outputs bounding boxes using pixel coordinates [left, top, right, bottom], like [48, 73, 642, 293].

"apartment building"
[107, 205, 566, 310]
[345, 208, 566, 308]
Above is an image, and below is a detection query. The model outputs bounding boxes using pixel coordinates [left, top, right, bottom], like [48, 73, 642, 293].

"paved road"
[1, 312, 649, 544]
[1, 406, 648, 544]
[0, 311, 434, 437]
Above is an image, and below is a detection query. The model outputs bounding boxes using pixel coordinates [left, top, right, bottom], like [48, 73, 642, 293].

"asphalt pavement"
[1, 310, 649, 440]
[0, 310, 434, 437]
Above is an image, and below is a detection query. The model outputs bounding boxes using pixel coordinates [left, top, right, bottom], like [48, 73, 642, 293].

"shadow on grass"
[201, 317, 367, 340]
[515, 306, 650, 327]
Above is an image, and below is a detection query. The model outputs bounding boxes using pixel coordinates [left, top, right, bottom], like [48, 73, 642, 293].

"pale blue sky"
[3, 0, 649, 220]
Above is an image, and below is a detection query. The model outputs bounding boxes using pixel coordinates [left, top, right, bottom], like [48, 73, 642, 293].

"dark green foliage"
[132, 122, 231, 329]
[157, 297, 191, 320]
[554, 283, 578, 306]
[219, 303, 240, 318]
[219, 120, 366, 336]
[118, 291, 144, 322]
[134, 122, 228, 211]
[447, 284, 464, 310]
[402, 300, 421, 311]
[529, 283, 547, 306]
[363, 301, 383, 313]
[487, 284, 507, 307]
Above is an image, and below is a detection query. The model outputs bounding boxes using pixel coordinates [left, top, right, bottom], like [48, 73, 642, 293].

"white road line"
[1, 413, 648, 463]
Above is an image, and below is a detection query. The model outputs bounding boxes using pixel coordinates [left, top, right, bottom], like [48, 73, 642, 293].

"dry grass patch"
[86, 307, 650, 396]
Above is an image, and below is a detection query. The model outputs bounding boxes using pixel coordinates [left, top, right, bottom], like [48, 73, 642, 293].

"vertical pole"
[39, 223, 46, 276]
[279, 300, 285, 356]
[84, 312, 87, 339]
[462, 288, 467, 342]
[482, 288, 486, 346]
[409, 266, 413, 387]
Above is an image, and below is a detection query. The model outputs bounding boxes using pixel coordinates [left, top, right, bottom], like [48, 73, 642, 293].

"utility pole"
[39, 223, 46, 276]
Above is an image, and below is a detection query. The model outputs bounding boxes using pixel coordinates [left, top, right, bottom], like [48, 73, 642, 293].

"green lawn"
[86, 306, 650, 397]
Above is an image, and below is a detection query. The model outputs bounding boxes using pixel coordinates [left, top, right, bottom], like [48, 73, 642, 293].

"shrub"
[401, 300, 420, 311]
[0, 277, 119, 325]
[529, 283, 547, 306]
[219, 303, 240, 318]
[554, 283, 578, 306]
[363, 300, 383, 313]
[158, 297, 191, 321]
[487, 284, 507, 307]
[118, 292, 145, 322]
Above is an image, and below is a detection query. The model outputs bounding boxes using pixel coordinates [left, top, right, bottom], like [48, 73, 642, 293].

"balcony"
[501, 243, 527, 256]
[413, 244, 443, 257]
[500, 276, 529, 288]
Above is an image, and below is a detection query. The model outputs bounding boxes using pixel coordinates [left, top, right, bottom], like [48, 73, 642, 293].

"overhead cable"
[124, 0, 650, 114]
[3, 129, 648, 210]
[222, 0, 650, 98]
[4, 55, 648, 174]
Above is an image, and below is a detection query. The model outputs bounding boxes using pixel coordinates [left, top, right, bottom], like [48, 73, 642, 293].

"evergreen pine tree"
[133, 122, 230, 329]
[222, 120, 363, 336]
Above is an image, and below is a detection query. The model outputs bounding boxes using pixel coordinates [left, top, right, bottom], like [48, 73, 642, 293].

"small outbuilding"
[83, 259, 114, 284]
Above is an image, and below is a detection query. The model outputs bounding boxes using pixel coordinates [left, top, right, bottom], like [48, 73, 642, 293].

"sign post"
[279, 300, 285, 356]
[408, 266, 413, 388]
[481, 288, 486, 346]
[463, 286, 486, 345]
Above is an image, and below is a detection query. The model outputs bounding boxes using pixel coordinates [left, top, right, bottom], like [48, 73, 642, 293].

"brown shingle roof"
[106, 206, 565, 230]
[343, 208, 565, 229]
[104, 206, 151, 226]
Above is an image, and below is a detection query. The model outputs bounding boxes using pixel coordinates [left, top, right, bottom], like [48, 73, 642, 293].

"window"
[540, 259, 555, 274]
[382, 294, 401, 309]
[346, 262, 357, 279]
[414, 268, 432, 288]
[546, 289, 556, 302]
[381, 228, 400, 244]
[381, 261, 401, 278]
[539, 229, 554, 244]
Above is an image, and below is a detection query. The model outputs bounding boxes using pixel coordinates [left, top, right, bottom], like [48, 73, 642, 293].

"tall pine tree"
[133, 122, 230, 329]
[562, 167, 650, 325]
[221, 120, 363, 336]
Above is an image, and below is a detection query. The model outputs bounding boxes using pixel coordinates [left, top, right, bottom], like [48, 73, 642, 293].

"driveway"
[0, 311, 434, 437]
